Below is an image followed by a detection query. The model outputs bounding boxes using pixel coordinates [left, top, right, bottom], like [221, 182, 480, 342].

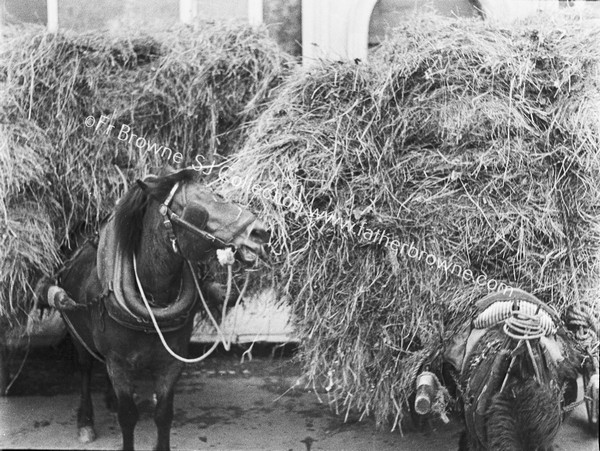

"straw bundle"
[219, 14, 600, 429]
[0, 22, 292, 327]
[0, 123, 59, 328]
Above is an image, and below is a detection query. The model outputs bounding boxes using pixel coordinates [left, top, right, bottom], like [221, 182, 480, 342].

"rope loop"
[133, 254, 249, 364]
[503, 310, 545, 341]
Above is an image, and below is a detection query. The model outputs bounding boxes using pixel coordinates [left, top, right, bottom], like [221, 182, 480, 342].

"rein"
[133, 254, 248, 363]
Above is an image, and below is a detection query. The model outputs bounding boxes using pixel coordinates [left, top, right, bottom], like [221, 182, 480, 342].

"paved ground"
[0, 342, 597, 451]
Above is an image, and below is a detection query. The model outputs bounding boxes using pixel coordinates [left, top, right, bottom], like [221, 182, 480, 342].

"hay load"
[220, 14, 600, 428]
[0, 23, 292, 328]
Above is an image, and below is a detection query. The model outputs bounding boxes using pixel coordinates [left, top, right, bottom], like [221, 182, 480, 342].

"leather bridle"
[156, 181, 256, 255]
[134, 179, 257, 363]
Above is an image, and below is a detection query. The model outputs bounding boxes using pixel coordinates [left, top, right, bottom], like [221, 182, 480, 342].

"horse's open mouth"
[238, 241, 270, 264]
[235, 221, 269, 264]
[238, 245, 259, 263]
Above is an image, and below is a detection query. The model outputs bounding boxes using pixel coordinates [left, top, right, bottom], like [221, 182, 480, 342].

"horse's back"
[60, 240, 102, 304]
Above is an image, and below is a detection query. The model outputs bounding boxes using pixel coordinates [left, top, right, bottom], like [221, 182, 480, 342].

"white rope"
[190, 249, 249, 351]
[226, 269, 250, 348]
[474, 300, 556, 335]
[188, 259, 231, 347]
[133, 255, 220, 363]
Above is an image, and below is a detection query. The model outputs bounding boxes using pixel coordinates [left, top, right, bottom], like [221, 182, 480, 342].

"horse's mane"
[114, 168, 197, 256]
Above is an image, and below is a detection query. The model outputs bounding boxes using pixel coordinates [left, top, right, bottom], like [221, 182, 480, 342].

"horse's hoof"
[78, 426, 96, 443]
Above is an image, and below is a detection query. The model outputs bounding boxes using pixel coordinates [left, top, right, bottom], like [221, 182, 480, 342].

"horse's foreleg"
[153, 363, 183, 451]
[457, 430, 468, 451]
[0, 342, 9, 396]
[104, 372, 118, 412]
[107, 361, 138, 451]
[75, 342, 96, 443]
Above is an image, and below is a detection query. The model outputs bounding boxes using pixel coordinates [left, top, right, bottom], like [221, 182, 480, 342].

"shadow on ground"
[0, 339, 597, 450]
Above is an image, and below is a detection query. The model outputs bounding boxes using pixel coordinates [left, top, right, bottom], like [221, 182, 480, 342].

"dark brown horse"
[415, 288, 598, 451]
[38, 169, 268, 450]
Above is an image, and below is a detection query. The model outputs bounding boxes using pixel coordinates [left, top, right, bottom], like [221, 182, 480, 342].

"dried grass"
[0, 22, 292, 327]
[219, 13, 600, 430]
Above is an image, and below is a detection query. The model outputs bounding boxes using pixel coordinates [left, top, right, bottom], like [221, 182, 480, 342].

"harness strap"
[132, 253, 249, 363]
[159, 182, 182, 253]
[61, 311, 105, 363]
[132, 254, 219, 363]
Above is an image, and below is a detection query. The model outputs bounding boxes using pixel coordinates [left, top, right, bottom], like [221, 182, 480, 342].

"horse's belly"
[96, 314, 194, 370]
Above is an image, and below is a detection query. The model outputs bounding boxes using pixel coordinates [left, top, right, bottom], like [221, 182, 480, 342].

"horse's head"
[416, 291, 586, 451]
[460, 294, 571, 451]
[114, 169, 269, 264]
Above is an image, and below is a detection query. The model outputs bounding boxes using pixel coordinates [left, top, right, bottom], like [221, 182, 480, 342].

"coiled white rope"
[503, 311, 546, 341]
[474, 300, 556, 336]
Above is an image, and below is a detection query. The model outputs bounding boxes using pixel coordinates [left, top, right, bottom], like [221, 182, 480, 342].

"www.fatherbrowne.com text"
[223, 174, 513, 295]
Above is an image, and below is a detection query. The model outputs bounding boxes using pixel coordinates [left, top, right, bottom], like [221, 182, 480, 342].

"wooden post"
[302, 0, 335, 64]
[0, 0, 5, 39]
[248, 0, 263, 27]
[0, 337, 8, 396]
[179, 0, 197, 24]
[47, 0, 58, 32]
[302, 0, 378, 66]
[346, 0, 378, 63]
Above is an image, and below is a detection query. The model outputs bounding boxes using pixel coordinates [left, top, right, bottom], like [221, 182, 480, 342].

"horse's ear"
[137, 175, 161, 194]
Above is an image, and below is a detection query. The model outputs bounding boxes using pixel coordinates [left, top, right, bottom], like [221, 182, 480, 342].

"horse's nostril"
[249, 227, 271, 244]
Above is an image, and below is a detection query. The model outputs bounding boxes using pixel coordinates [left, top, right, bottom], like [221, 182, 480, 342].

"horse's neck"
[135, 212, 184, 307]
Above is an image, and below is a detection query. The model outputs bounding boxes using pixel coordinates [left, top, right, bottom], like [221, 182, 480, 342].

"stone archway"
[302, 0, 379, 65]
[346, 0, 380, 61]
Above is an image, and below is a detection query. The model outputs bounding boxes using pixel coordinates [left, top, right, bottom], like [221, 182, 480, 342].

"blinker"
[158, 181, 250, 257]
[173, 204, 213, 260]
[181, 204, 209, 231]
